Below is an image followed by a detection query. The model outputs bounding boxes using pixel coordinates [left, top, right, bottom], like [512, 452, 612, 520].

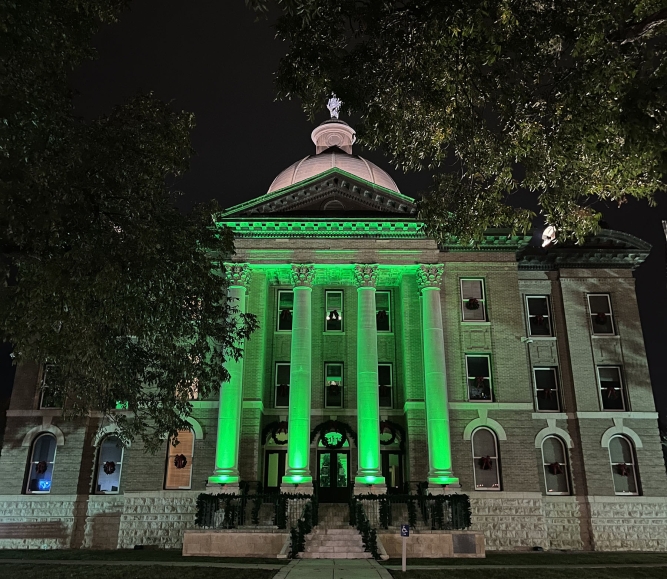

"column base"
[208, 470, 241, 487]
[354, 471, 386, 487]
[281, 470, 313, 487]
[428, 471, 459, 487]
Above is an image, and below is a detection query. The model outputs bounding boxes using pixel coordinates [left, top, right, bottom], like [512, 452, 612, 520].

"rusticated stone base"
[379, 530, 485, 558]
[182, 529, 289, 557]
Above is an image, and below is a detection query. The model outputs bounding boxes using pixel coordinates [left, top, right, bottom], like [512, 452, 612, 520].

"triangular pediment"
[219, 168, 417, 218]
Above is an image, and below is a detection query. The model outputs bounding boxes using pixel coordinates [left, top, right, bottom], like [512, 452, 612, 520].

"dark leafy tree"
[1, 1, 256, 450]
[247, 0, 667, 243]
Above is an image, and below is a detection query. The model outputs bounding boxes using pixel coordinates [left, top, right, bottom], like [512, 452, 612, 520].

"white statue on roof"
[327, 94, 343, 119]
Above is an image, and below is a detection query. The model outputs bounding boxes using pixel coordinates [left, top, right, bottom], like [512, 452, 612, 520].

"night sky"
[2, 1, 666, 418]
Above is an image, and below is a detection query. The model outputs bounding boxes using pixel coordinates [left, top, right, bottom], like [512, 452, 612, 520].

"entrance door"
[264, 450, 286, 493]
[317, 450, 350, 503]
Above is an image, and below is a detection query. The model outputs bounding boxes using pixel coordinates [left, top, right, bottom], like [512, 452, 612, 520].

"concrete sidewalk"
[0, 559, 283, 570]
[273, 559, 392, 579]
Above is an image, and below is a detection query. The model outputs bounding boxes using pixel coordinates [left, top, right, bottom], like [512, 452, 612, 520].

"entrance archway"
[317, 435, 350, 503]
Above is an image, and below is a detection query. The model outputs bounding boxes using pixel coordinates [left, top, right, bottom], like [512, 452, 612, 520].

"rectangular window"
[598, 366, 626, 411]
[526, 296, 553, 337]
[39, 365, 62, 409]
[325, 291, 343, 332]
[325, 363, 343, 408]
[378, 364, 393, 408]
[466, 355, 493, 401]
[533, 368, 561, 412]
[277, 290, 294, 331]
[588, 294, 615, 335]
[461, 279, 487, 322]
[275, 363, 290, 408]
[376, 291, 391, 332]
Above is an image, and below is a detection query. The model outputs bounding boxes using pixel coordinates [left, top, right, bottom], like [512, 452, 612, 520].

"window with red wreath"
[165, 429, 195, 490]
[609, 435, 640, 495]
[541, 436, 570, 495]
[95, 435, 123, 494]
[471, 427, 500, 491]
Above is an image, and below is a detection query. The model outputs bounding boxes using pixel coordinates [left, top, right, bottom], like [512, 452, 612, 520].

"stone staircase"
[301, 503, 371, 559]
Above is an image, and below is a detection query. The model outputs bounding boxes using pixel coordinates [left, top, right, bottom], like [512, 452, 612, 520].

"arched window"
[165, 429, 195, 490]
[471, 427, 500, 491]
[541, 436, 570, 495]
[95, 436, 124, 494]
[608, 435, 640, 495]
[26, 433, 57, 493]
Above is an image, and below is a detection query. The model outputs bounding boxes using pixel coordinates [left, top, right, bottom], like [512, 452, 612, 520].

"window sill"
[377, 331, 394, 336]
[274, 330, 292, 334]
[527, 336, 557, 341]
[323, 332, 346, 335]
[461, 321, 491, 325]
[591, 334, 618, 338]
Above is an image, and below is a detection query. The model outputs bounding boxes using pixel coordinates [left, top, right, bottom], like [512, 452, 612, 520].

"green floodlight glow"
[355, 285, 385, 487]
[421, 284, 459, 485]
[209, 285, 246, 487]
[282, 284, 314, 486]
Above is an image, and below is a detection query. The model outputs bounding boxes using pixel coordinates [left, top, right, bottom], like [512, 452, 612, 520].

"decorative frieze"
[290, 264, 315, 287]
[417, 264, 444, 291]
[225, 263, 251, 287]
[354, 264, 378, 287]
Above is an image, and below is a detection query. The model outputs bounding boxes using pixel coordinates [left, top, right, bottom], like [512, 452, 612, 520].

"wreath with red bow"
[279, 309, 292, 323]
[328, 310, 340, 321]
[548, 462, 563, 475]
[173, 454, 188, 469]
[379, 384, 391, 398]
[103, 461, 116, 475]
[377, 310, 388, 324]
[605, 386, 619, 399]
[276, 421, 288, 435]
[328, 381, 341, 397]
[36, 461, 48, 475]
[466, 298, 480, 310]
[534, 314, 545, 326]
[379, 421, 397, 446]
[595, 312, 608, 325]
[539, 387, 554, 399]
[277, 384, 289, 398]
[479, 456, 493, 470]
[617, 463, 631, 477]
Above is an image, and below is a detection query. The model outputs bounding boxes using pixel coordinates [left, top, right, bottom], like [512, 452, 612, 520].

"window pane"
[589, 295, 611, 314]
[277, 364, 291, 384]
[277, 291, 293, 331]
[326, 291, 343, 331]
[326, 365, 342, 379]
[473, 429, 496, 457]
[466, 356, 489, 378]
[609, 437, 633, 464]
[599, 367, 624, 410]
[535, 369, 559, 411]
[378, 365, 392, 385]
[376, 292, 390, 331]
[325, 364, 343, 408]
[326, 292, 342, 310]
[33, 434, 57, 463]
[267, 453, 280, 488]
[542, 437, 565, 464]
[544, 465, 569, 494]
[376, 291, 390, 310]
[461, 280, 483, 299]
[527, 297, 549, 316]
[613, 467, 638, 494]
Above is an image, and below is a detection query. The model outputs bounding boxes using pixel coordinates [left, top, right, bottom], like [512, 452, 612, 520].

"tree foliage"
[1, 1, 256, 451]
[248, 0, 667, 243]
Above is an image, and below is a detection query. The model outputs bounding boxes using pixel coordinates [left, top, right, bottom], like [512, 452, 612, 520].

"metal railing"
[350, 493, 471, 531]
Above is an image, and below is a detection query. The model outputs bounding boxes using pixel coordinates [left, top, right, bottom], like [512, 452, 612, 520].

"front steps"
[302, 503, 371, 559]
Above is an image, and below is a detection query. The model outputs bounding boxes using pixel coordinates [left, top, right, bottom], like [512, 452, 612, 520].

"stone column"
[417, 265, 459, 486]
[354, 265, 385, 488]
[209, 264, 251, 487]
[282, 265, 315, 487]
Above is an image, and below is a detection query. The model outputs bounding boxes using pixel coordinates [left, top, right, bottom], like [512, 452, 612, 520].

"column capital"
[354, 264, 378, 288]
[417, 264, 444, 291]
[225, 263, 251, 287]
[290, 264, 315, 287]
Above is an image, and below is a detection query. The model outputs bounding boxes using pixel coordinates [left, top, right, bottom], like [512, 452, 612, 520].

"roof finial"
[327, 93, 343, 119]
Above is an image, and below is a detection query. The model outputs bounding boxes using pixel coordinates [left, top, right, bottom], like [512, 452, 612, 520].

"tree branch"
[614, 8, 667, 44]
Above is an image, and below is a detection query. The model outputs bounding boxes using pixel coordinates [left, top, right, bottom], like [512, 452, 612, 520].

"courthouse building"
[1, 113, 667, 552]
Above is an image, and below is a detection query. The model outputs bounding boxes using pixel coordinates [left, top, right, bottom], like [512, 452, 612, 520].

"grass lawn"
[0, 565, 277, 579]
[0, 549, 286, 565]
[384, 551, 667, 567]
[389, 569, 667, 579]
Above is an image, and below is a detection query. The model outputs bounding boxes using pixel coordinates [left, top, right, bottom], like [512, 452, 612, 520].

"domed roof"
[267, 119, 400, 194]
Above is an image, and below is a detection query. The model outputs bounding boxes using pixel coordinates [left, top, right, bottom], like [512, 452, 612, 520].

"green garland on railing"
[251, 483, 263, 525]
[289, 501, 313, 558]
[379, 495, 391, 529]
[354, 502, 379, 559]
[407, 496, 417, 529]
